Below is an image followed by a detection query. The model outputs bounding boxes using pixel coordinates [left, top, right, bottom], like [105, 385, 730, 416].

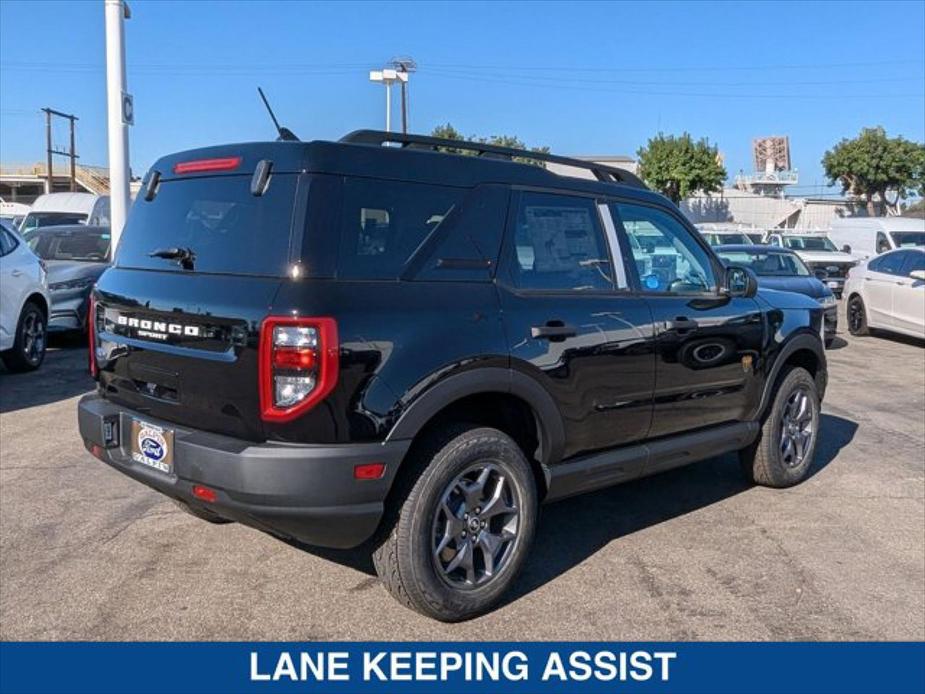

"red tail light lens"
[192, 485, 217, 503]
[88, 294, 98, 378]
[172, 156, 241, 175]
[259, 316, 338, 422]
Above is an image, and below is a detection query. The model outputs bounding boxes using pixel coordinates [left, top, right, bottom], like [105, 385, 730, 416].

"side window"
[508, 192, 613, 291]
[900, 252, 925, 276]
[339, 178, 463, 280]
[873, 251, 908, 276]
[0, 229, 18, 256]
[612, 202, 716, 293]
[876, 232, 891, 254]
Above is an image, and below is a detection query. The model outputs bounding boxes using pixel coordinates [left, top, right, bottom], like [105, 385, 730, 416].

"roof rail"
[339, 130, 647, 189]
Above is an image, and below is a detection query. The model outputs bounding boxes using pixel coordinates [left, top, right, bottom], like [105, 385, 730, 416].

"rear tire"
[2, 301, 46, 372]
[847, 295, 869, 336]
[739, 366, 820, 488]
[372, 425, 537, 622]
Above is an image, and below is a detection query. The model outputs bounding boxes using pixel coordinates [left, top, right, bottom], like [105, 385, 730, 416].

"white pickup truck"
[766, 232, 857, 297]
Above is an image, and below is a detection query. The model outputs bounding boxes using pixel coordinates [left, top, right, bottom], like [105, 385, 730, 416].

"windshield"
[703, 232, 750, 246]
[20, 212, 88, 234]
[117, 173, 297, 276]
[890, 231, 925, 248]
[27, 230, 111, 261]
[782, 236, 838, 252]
[717, 250, 810, 276]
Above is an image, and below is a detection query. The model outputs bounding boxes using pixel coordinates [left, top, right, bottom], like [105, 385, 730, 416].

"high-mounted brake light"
[259, 317, 338, 423]
[172, 156, 241, 175]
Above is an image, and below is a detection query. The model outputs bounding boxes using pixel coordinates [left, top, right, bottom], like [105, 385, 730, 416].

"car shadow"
[826, 336, 849, 350]
[0, 336, 94, 414]
[868, 329, 925, 348]
[288, 414, 858, 602]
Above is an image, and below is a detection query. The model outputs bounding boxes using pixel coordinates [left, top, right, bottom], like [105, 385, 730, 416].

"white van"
[18, 193, 110, 235]
[828, 217, 925, 261]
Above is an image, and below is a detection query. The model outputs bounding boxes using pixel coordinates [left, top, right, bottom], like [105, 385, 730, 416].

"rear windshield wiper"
[149, 247, 196, 270]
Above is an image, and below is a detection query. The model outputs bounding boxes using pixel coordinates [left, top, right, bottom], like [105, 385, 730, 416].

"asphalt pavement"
[1, 314, 923, 640]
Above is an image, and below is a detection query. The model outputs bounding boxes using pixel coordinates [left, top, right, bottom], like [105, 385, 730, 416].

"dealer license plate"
[129, 419, 174, 475]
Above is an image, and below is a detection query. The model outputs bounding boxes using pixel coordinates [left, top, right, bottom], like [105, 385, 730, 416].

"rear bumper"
[78, 394, 410, 548]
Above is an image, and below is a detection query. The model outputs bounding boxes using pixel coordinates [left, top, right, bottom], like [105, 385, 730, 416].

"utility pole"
[105, 0, 132, 252]
[390, 57, 416, 134]
[42, 108, 79, 193]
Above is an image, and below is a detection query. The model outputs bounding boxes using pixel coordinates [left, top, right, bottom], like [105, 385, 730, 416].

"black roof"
[149, 131, 664, 206]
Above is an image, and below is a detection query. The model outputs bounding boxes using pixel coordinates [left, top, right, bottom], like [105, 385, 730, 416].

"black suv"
[79, 131, 827, 621]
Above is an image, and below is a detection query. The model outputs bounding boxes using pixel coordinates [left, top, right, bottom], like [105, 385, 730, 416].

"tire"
[739, 366, 820, 488]
[2, 301, 47, 372]
[172, 498, 233, 524]
[372, 425, 538, 621]
[847, 295, 869, 336]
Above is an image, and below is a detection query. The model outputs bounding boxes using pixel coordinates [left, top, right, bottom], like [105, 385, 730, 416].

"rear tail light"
[88, 294, 98, 378]
[259, 317, 338, 422]
[192, 485, 217, 503]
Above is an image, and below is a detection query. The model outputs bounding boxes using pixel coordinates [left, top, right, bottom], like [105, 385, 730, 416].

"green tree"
[822, 127, 925, 216]
[430, 123, 549, 167]
[636, 133, 726, 204]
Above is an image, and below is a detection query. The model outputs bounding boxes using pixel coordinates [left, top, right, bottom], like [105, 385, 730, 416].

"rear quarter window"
[117, 174, 297, 276]
[338, 177, 464, 280]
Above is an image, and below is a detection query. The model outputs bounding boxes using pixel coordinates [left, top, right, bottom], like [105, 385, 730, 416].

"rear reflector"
[192, 485, 217, 503]
[354, 463, 386, 480]
[173, 156, 241, 175]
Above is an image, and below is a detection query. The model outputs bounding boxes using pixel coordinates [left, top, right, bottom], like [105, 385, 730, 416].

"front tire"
[847, 295, 869, 336]
[372, 425, 538, 621]
[740, 366, 820, 488]
[2, 301, 47, 372]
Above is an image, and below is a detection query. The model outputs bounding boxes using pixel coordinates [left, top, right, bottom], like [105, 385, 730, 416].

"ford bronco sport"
[79, 130, 827, 621]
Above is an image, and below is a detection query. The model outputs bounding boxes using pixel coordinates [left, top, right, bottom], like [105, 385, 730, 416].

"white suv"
[0, 220, 50, 371]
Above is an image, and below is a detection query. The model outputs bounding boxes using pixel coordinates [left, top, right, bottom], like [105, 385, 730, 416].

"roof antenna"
[257, 87, 299, 142]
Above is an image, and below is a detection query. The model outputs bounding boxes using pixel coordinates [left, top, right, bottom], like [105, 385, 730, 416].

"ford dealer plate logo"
[134, 425, 170, 473]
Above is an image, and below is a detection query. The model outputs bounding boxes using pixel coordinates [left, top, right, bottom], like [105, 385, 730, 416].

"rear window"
[21, 212, 88, 233]
[338, 177, 464, 279]
[117, 174, 297, 276]
[29, 231, 111, 261]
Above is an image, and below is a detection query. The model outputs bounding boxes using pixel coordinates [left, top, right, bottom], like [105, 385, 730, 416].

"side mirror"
[814, 268, 829, 281]
[911, 270, 925, 281]
[842, 244, 851, 254]
[723, 265, 759, 299]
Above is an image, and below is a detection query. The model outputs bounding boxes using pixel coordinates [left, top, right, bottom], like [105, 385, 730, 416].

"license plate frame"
[129, 418, 175, 475]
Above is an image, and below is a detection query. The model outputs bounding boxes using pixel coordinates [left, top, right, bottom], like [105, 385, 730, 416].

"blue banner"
[1, 642, 923, 694]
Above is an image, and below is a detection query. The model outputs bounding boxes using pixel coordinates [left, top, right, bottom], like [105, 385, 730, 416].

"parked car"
[766, 232, 856, 297]
[695, 224, 764, 247]
[79, 130, 829, 621]
[701, 230, 752, 246]
[0, 200, 30, 229]
[715, 244, 837, 347]
[0, 219, 49, 371]
[25, 225, 111, 333]
[828, 217, 925, 261]
[18, 192, 110, 234]
[844, 247, 925, 340]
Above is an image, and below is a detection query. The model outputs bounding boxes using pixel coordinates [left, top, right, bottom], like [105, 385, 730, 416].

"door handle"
[531, 322, 577, 340]
[663, 317, 699, 332]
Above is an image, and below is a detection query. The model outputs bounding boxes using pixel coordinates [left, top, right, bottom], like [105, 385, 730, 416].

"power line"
[423, 58, 923, 73]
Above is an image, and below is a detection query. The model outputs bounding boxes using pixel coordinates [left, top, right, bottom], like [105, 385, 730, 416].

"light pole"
[369, 68, 407, 133]
[105, 0, 132, 252]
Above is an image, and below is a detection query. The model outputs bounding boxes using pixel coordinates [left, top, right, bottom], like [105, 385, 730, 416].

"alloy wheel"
[21, 311, 45, 365]
[431, 463, 521, 589]
[779, 386, 815, 468]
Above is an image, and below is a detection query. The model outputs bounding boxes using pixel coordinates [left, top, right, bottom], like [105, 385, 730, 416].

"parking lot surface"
[1, 316, 923, 641]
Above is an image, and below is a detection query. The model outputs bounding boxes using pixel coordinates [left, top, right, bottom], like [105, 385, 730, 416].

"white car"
[0, 219, 50, 371]
[844, 247, 925, 340]
[766, 232, 857, 297]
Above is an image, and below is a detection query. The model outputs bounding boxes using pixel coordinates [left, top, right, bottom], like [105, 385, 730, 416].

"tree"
[636, 133, 726, 204]
[822, 127, 925, 216]
[430, 123, 549, 167]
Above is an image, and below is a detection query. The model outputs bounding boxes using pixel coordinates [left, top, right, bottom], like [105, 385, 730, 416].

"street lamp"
[369, 68, 407, 133]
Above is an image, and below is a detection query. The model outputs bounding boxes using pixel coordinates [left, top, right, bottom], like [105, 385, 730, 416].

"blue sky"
[1, 0, 923, 194]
